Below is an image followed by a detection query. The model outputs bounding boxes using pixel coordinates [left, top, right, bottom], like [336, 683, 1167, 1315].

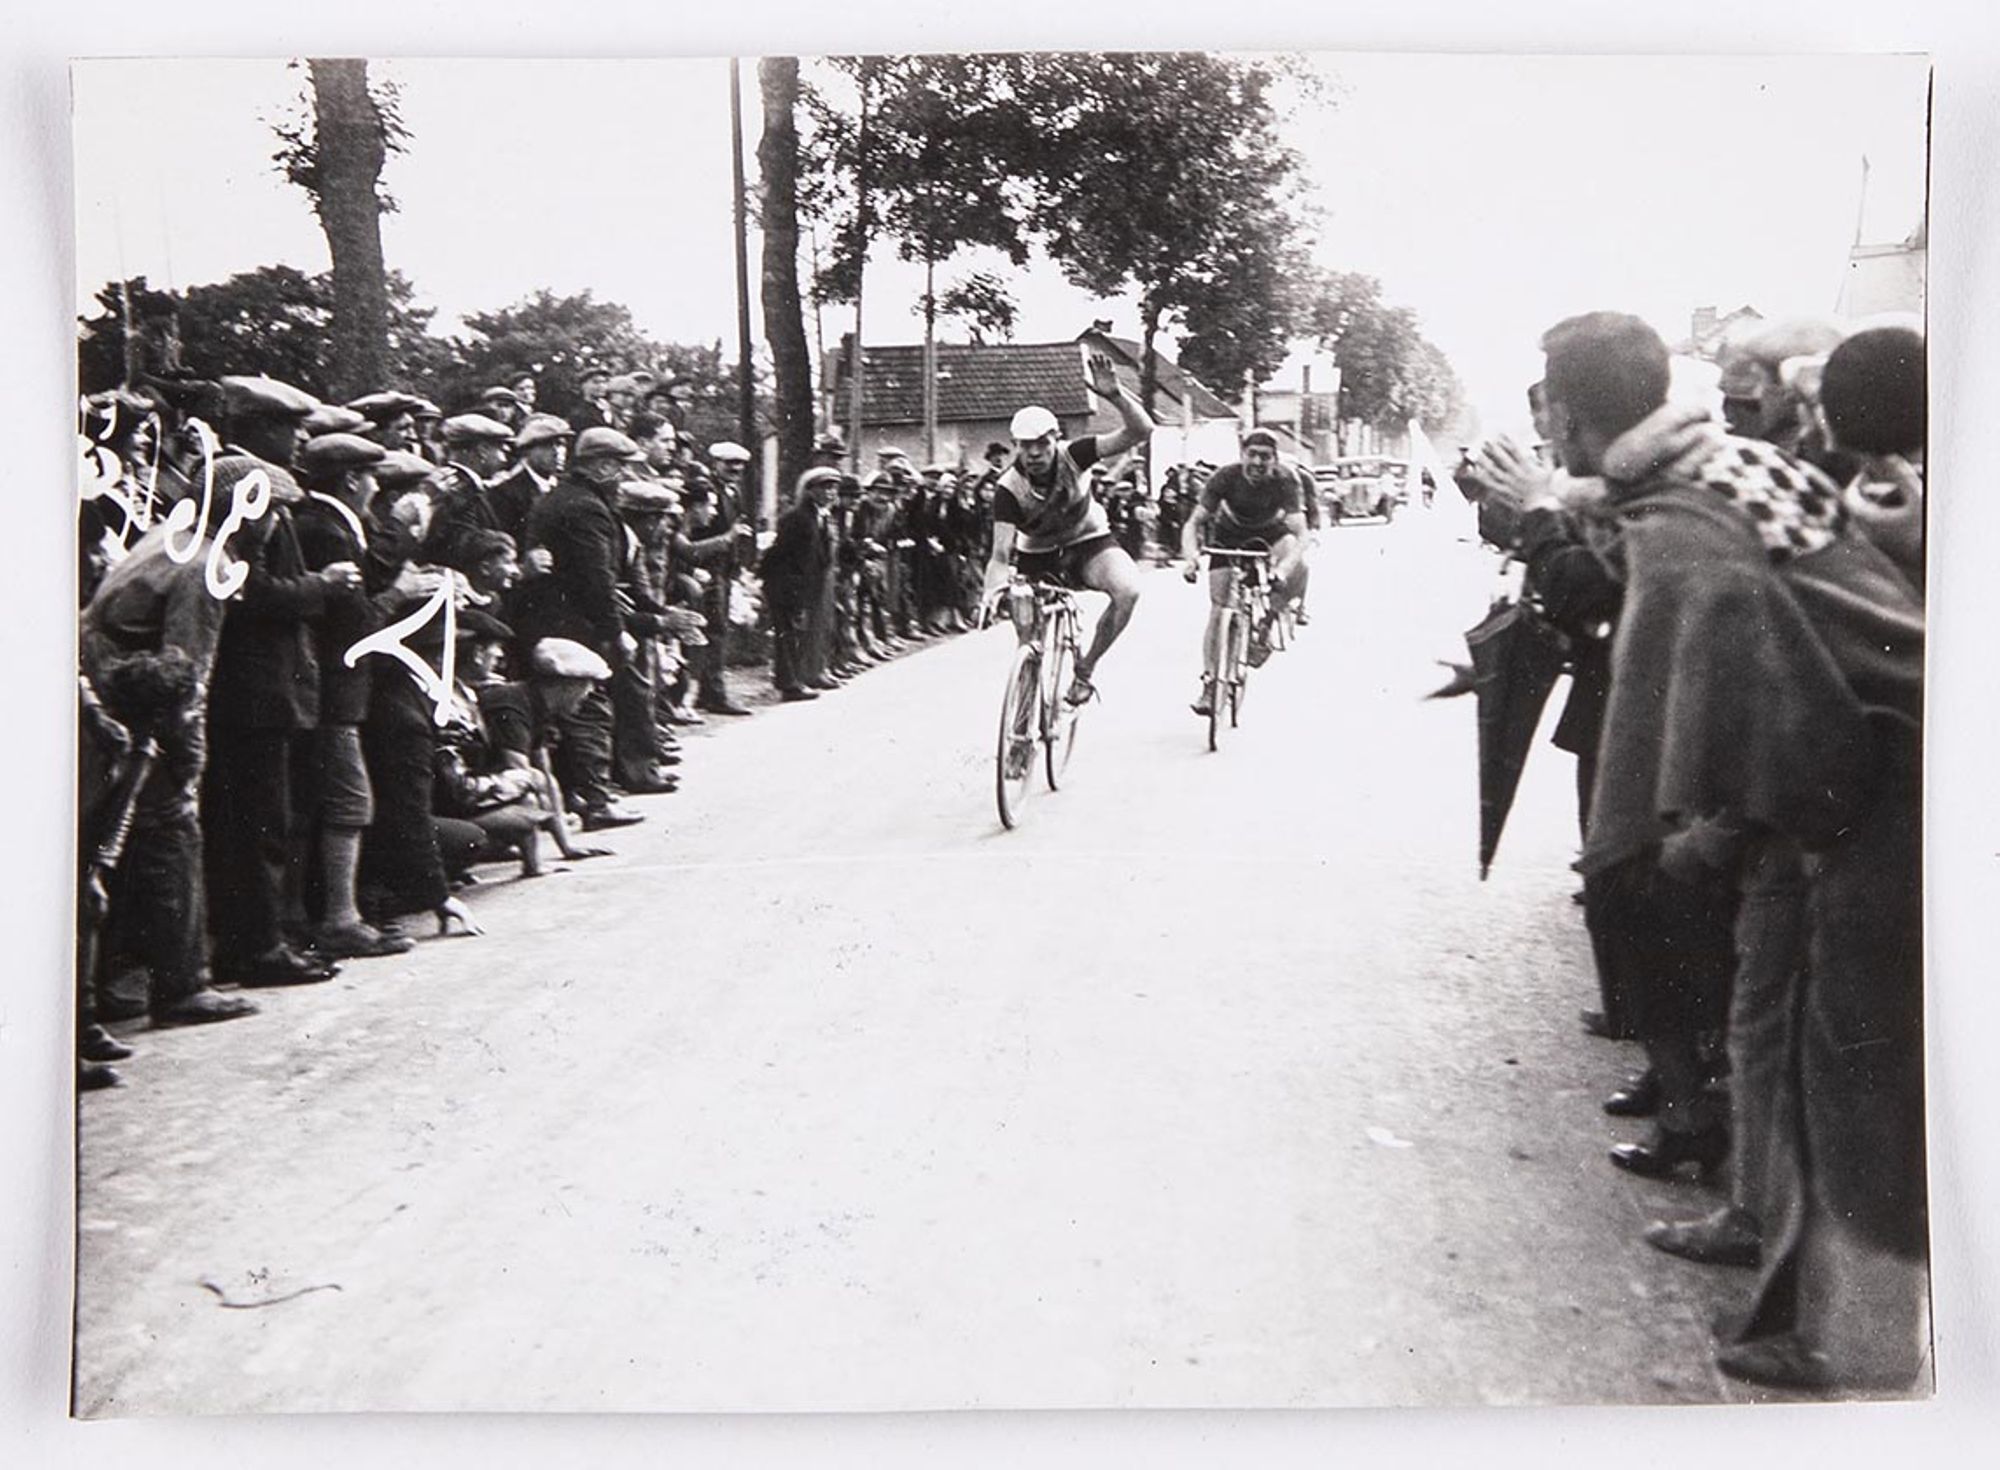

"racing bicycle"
[1199, 545, 1291, 751]
[991, 575, 1087, 829]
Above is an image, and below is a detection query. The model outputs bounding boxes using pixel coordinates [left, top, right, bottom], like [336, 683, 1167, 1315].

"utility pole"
[729, 60, 757, 487]
[846, 64, 872, 477]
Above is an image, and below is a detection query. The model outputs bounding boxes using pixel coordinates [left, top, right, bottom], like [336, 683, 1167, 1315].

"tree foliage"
[77, 267, 441, 400]
[1304, 270, 1465, 435]
[1011, 52, 1309, 415]
[932, 272, 1018, 344]
[77, 274, 772, 445]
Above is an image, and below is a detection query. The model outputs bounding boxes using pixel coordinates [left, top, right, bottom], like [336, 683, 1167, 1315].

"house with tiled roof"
[825, 326, 1237, 469]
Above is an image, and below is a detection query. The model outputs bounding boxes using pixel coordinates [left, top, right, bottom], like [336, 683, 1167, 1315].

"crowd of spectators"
[74, 358, 1192, 1089]
[1455, 312, 1927, 1394]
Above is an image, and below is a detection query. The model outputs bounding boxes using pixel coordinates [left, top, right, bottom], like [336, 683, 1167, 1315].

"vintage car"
[1312, 457, 1410, 523]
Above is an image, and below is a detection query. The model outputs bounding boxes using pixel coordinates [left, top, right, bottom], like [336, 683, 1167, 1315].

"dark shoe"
[1716, 1335, 1835, 1391]
[1603, 1070, 1660, 1117]
[1580, 1008, 1616, 1039]
[152, 989, 260, 1029]
[314, 921, 416, 960]
[1610, 1124, 1729, 1181]
[779, 687, 821, 703]
[1645, 1207, 1762, 1268]
[79, 1024, 134, 1062]
[701, 701, 753, 717]
[1294, 608, 1311, 626]
[235, 946, 339, 988]
[1192, 679, 1216, 717]
[581, 802, 646, 831]
[810, 677, 842, 691]
[666, 705, 704, 726]
[79, 1061, 122, 1092]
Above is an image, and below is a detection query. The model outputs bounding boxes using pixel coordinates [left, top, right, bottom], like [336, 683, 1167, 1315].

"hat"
[220, 375, 320, 421]
[299, 432, 387, 474]
[796, 466, 842, 496]
[573, 426, 646, 463]
[877, 445, 911, 464]
[618, 479, 681, 514]
[812, 433, 847, 456]
[530, 637, 612, 681]
[606, 375, 641, 397]
[708, 441, 751, 464]
[479, 385, 524, 409]
[303, 404, 369, 437]
[411, 398, 443, 420]
[456, 608, 515, 644]
[922, 463, 948, 478]
[1008, 405, 1059, 441]
[441, 413, 516, 447]
[374, 450, 437, 488]
[346, 390, 428, 422]
[515, 414, 571, 450]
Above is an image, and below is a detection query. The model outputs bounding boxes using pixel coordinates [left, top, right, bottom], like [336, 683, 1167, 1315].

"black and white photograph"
[10, 1, 1994, 1454]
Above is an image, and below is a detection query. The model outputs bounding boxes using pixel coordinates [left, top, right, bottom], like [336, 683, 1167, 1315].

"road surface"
[76, 507, 1775, 1413]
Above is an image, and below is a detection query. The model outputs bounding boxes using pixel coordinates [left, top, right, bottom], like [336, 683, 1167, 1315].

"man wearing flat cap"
[518, 427, 649, 829]
[203, 376, 361, 989]
[348, 390, 426, 455]
[293, 433, 415, 961]
[424, 413, 518, 572]
[479, 384, 527, 431]
[486, 414, 570, 553]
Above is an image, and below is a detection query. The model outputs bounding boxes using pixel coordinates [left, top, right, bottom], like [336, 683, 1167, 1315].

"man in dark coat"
[423, 413, 516, 571]
[521, 427, 648, 829]
[485, 415, 569, 552]
[695, 442, 755, 715]
[201, 376, 358, 988]
[761, 468, 838, 701]
[293, 432, 415, 961]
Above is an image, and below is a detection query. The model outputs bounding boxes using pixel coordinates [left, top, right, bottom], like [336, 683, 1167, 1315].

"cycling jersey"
[1198, 461, 1304, 536]
[992, 437, 1107, 554]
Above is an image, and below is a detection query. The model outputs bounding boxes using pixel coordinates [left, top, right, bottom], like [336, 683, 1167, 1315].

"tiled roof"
[855, 342, 1094, 426]
[844, 333, 1238, 427]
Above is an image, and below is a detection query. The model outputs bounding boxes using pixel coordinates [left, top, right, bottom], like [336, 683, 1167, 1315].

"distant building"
[1677, 304, 1764, 362]
[824, 325, 1236, 470]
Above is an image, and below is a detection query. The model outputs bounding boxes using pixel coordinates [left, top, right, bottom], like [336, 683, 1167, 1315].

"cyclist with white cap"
[979, 350, 1156, 704]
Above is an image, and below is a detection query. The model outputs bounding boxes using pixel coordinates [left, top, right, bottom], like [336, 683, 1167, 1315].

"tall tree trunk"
[846, 65, 873, 476]
[729, 60, 759, 519]
[1138, 299, 1162, 425]
[307, 60, 390, 400]
[757, 57, 814, 511]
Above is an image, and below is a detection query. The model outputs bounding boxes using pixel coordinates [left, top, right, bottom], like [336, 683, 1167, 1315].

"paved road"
[76, 506, 1771, 1414]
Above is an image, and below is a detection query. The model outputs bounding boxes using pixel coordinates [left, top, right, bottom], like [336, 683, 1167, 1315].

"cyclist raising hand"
[980, 350, 1156, 705]
[1180, 427, 1310, 714]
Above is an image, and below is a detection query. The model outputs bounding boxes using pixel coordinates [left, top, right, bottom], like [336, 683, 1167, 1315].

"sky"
[72, 53, 1930, 437]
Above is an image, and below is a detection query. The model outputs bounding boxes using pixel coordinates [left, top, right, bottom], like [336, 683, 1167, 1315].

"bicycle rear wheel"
[1208, 606, 1231, 752]
[995, 642, 1040, 829]
[1044, 617, 1081, 790]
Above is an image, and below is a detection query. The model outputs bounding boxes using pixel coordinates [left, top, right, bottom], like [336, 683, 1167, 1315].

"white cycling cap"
[1009, 405, 1060, 441]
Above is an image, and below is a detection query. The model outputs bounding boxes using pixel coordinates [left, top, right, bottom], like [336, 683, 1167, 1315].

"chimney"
[1090, 319, 1114, 335]
[1691, 306, 1718, 342]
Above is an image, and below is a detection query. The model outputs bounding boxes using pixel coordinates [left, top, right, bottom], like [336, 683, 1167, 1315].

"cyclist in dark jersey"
[1179, 428, 1310, 715]
[979, 350, 1157, 704]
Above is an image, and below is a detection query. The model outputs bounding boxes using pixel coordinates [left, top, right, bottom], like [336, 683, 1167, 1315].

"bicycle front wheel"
[1230, 609, 1251, 727]
[995, 641, 1041, 829]
[1044, 619, 1081, 790]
